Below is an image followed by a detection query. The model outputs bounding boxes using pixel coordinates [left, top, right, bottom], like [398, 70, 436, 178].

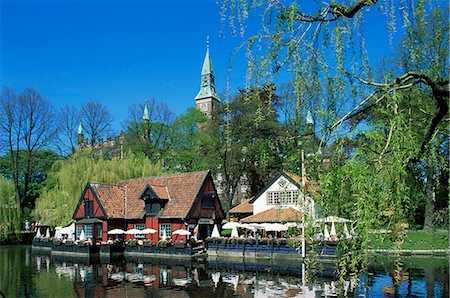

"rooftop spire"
[306, 110, 313, 125]
[195, 36, 219, 102]
[77, 122, 84, 135]
[143, 100, 149, 121]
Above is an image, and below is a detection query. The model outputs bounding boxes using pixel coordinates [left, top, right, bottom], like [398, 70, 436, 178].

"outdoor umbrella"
[172, 229, 191, 236]
[324, 224, 330, 241]
[222, 222, 240, 229]
[211, 224, 220, 238]
[231, 225, 239, 238]
[79, 229, 86, 241]
[45, 228, 51, 239]
[141, 228, 157, 234]
[330, 222, 337, 238]
[344, 222, 351, 239]
[107, 228, 126, 235]
[35, 228, 41, 238]
[125, 228, 142, 235]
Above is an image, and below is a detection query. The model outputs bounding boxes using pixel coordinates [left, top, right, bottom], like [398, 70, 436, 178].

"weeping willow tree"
[221, 0, 449, 276]
[0, 175, 21, 241]
[34, 152, 163, 226]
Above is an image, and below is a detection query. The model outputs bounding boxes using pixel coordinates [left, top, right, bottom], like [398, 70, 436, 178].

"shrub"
[221, 229, 232, 237]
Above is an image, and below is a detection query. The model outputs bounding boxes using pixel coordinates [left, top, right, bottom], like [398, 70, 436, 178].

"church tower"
[195, 36, 220, 117]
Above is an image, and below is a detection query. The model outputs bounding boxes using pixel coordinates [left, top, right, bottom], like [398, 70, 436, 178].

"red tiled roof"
[229, 199, 253, 214]
[241, 207, 302, 223]
[91, 171, 209, 219]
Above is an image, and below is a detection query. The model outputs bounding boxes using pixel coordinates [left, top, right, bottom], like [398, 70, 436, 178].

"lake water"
[0, 246, 448, 297]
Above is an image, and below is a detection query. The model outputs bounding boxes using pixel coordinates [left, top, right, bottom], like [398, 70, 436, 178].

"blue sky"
[1, 0, 248, 132]
[1, 0, 403, 133]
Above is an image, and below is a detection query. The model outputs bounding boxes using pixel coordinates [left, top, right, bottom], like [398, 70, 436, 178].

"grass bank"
[369, 230, 448, 250]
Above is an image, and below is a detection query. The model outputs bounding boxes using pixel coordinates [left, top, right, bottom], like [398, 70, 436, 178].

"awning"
[76, 218, 103, 224]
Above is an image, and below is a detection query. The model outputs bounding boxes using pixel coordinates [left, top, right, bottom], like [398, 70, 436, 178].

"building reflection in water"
[24, 250, 447, 298]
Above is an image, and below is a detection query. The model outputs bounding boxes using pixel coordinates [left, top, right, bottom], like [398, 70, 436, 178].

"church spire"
[77, 122, 84, 135]
[143, 100, 149, 122]
[195, 35, 219, 102]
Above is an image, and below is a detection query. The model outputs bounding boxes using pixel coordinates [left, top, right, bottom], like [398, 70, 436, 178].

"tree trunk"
[423, 164, 435, 230]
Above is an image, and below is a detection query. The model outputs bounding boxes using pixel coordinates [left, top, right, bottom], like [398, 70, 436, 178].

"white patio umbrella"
[45, 228, 51, 238]
[315, 216, 352, 223]
[222, 222, 240, 229]
[161, 229, 167, 241]
[239, 223, 257, 231]
[263, 223, 287, 232]
[60, 223, 75, 235]
[324, 224, 330, 241]
[231, 225, 239, 238]
[141, 228, 157, 234]
[79, 229, 86, 241]
[125, 228, 142, 235]
[330, 222, 337, 239]
[211, 224, 220, 238]
[35, 228, 42, 238]
[107, 228, 126, 235]
[172, 229, 191, 236]
[344, 222, 351, 239]
[54, 228, 62, 240]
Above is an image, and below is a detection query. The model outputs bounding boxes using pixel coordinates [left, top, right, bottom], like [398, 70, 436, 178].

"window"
[97, 225, 102, 238]
[201, 193, 215, 208]
[84, 225, 93, 238]
[266, 190, 299, 205]
[134, 224, 145, 238]
[76, 225, 82, 237]
[84, 200, 94, 217]
[159, 224, 171, 239]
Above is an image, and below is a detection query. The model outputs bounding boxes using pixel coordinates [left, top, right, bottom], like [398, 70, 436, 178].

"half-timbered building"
[72, 171, 225, 244]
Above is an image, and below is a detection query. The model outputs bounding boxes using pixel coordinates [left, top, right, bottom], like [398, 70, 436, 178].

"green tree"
[206, 85, 284, 210]
[123, 99, 174, 163]
[0, 87, 59, 215]
[0, 175, 21, 241]
[34, 153, 163, 226]
[166, 108, 211, 172]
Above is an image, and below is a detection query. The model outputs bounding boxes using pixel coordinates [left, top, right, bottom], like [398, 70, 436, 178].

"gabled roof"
[249, 172, 302, 204]
[229, 199, 253, 214]
[241, 207, 302, 223]
[89, 171, 210, 219]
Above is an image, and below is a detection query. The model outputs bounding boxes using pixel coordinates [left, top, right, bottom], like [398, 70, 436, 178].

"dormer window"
[201, 193, 216, 208]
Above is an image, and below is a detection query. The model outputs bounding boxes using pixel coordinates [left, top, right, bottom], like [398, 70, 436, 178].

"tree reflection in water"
[0, 246, 448, 297]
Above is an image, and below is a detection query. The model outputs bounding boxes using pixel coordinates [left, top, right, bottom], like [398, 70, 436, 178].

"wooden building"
[72, 171, 225, 244]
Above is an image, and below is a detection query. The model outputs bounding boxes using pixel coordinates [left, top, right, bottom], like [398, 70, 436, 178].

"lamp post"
[301, 149, 306, 259]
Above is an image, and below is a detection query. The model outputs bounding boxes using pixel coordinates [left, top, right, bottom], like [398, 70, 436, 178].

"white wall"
[252, 175, 302, 214]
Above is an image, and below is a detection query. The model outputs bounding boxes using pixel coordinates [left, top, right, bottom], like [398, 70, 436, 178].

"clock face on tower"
[200, 103, 207, 112]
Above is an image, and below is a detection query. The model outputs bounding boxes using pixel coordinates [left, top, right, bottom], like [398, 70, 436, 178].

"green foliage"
[221, 228, 232, 237]
[0, 176, 21, 241]
[0, 150, 61, 214]
[34, 153, 163, 226]
[205, 85, 284, 209]
[165, 108, 211, 172]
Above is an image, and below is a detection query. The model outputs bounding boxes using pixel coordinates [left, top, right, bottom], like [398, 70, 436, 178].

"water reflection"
[0, 246, 448, 297]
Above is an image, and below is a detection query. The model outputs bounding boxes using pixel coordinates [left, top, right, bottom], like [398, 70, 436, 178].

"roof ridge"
[116, 170, 209, 184]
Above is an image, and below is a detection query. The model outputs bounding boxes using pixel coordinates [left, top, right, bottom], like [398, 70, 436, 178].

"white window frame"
[134, 224, 145, 238]
[159, 224, 171, 239]
[85, 225, 93, 238]
[267, 190, 299, 205]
